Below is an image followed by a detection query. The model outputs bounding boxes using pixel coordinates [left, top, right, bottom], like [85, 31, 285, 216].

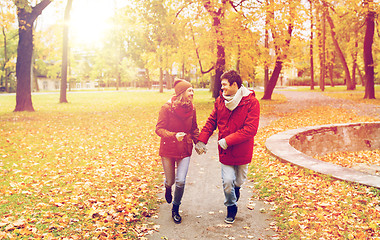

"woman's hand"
[195, 141, 207, 154]
[175, 132, 186, 141]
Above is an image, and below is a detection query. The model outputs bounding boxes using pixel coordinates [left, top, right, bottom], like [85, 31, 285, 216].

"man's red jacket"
[198, 91, 260, 165]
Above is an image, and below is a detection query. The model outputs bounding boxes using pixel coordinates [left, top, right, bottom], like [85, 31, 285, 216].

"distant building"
[35, 77, 97, 91]
[36, 77, 60, 91]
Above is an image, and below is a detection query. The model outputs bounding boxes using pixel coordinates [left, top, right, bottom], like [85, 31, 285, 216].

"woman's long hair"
[172, 91, 192, 109]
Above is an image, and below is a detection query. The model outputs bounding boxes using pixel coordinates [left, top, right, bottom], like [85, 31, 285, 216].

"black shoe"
[235, 187, 241, 202]
[172, 204, 182, 224]
[224, 205, 238, 224]
[165, 187, 172, 203]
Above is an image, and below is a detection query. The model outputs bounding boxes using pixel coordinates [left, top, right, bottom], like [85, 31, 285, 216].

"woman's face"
[183, 87, 194, 102]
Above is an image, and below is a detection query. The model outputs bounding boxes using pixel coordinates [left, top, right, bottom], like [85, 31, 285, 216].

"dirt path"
[274, 90, 380, 118]
[148, 118, 276, 240]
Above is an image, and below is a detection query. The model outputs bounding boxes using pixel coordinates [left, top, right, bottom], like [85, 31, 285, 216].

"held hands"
[175, 132, 186, 141]
[218, 138, 228, 150]
[195, 141, 207, 155]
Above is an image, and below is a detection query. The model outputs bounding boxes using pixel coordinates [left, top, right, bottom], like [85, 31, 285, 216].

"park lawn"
[1, 89, 378, 239]
[0, 89, 279, 239]
[0, 91, 173, 239]
[250, 105, 380, 239]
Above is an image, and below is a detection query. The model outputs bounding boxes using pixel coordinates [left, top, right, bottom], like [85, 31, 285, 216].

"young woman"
[155, 79, 199, 224]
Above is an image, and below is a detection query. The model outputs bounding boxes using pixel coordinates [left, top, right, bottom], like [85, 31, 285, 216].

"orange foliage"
[250, 106, 380, 239]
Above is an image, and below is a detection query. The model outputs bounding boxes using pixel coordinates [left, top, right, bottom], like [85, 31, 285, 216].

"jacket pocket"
[231, 142, 252, 159]
[160, 140, 177, 155]
[184, 135, 193, 156]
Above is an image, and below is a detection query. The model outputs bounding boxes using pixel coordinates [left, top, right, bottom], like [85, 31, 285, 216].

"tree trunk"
[327, 50, 334, 87]
[319, 5, 326, 91]
[203, 1, 226, 99]
[212, 16, 225, 99]
[2, 26, 9, 92]
[14, 0, 52, 112]
[356, 65, 365, 86]
[213, 40, 225, 98]
[309, 0, 314, 90]
[324, 6, 354, 90]
[190, 24, 214, 79]
[182, 61, 185, 79]
[262, 58, 283, 99]
[60, 0, 72, 103]
[236, 36, 241, 74]
[262, 23, 293, 100]
[15, 11, 35, 111]
[146, 68, 151, 88]
[363, 9, 375, 99]
[264, 0, 270, 90]
[159, 66, 163, 93]
[351, 39, 358, 87]
[116, 72, 121, 91]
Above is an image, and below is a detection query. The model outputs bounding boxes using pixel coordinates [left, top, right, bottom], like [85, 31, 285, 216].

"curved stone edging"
[265, 122, 380, 189]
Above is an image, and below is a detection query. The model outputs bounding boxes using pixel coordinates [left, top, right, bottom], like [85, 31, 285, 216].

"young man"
[195, 70, 260, 224]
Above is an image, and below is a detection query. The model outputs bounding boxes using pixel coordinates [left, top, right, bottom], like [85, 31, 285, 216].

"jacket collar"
[220, 90, 254, 104]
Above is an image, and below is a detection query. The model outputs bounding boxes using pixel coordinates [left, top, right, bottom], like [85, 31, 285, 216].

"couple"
[155, 70, 260, 224]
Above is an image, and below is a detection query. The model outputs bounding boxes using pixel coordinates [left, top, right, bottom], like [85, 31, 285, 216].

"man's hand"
[218, 138, 228, 150]
[195, 141, 207, 154]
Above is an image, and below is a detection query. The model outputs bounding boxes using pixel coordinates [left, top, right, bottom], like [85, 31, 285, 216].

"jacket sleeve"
[191, 109, 200, 144]
[225, 96, 260, 146]
[155, 104, 176, 141]
[198, 100, 219, 144]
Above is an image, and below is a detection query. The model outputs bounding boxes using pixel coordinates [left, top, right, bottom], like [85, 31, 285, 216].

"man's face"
[221, 79, 238, 96]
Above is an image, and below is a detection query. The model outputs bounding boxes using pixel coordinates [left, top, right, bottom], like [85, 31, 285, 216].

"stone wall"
[289, 122, 380, 156]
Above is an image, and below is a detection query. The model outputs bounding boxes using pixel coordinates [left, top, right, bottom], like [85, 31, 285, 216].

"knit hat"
[174, 79, 192, 96]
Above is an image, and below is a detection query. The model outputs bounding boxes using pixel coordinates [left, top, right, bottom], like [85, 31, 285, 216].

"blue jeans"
[161, 156, 190, 206]
[221, 163, 249, 206]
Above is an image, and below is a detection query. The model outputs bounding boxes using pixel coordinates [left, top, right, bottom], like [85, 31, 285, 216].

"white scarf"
[223, 85, 251, 111]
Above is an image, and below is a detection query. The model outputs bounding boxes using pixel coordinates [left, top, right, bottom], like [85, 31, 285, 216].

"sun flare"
[69, 0, 115, 46]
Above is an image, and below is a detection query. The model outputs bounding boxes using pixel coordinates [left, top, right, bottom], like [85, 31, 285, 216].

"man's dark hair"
[220, 70, 242, 88]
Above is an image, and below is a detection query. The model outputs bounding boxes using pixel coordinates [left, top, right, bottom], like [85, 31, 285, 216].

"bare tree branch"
[30, 0, 52, 22]
[190, 24, 214, 74]
[229, 0, 246, 9]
